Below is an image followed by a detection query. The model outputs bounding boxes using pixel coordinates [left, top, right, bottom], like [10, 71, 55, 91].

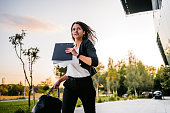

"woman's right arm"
[54, 75, 68, 89]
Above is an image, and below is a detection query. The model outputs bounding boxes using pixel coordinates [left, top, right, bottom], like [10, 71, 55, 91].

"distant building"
[2, 77, 5, 84]
[120, 0, 170, 66]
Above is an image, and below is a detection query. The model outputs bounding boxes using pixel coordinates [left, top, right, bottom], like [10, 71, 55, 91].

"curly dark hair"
[71, 21, 97, 44]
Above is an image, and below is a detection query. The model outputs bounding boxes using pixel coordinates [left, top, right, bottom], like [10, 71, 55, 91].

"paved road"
[75, 97, 170, 113]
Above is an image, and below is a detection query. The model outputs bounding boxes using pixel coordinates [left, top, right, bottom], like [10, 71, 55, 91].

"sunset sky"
[0, 0, 164, 85]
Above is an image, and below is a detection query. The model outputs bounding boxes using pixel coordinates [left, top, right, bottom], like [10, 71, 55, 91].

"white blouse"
[65, 48, 90, 78]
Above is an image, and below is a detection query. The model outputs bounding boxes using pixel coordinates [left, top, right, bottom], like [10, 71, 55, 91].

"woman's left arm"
[65, 48, 92, 66]
[77, 55, 92, 66]
[84, 41, 98, 67]
[78, 40, 98, 66]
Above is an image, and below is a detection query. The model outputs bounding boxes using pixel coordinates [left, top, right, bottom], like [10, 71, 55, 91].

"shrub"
[123, 97, 128, 100]
[138, 94, 145, 98]
[18, 97, 26, 99]
[76, 98, 82, 107]
[128, 95, 133, 100]
[132, 94, 137, 99]
[96, 97, 103, 103]
[114, 92, 117, 97]
[109, 96, 116, 101]
[116, 96, 120, 101]
[76, 103, 81, 107]
[43, 85, 49, 91]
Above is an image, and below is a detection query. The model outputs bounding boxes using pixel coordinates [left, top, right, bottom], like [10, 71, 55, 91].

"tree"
[9, 30, 30, 87]
[160, 66, 170, 95]
[92, 62, 105, 96]
[39, 78, 52, 94]
[23, 47, 40, 87]
[53, 64, 67, 97]
[23, 47, 39, 105]
[137, 61, 154, 93]
[43, 85, 50, 92]
[125, 51, 139, 96]
[54, 64, 67, 77]
[8, 83, 24, 96]
[106, 57, 114, 96]
[106, 57, 120, 96]
[9, 30, 39, 108]
[116, 59, 127, 97]
[0, 85, 8, 95]
[154, 65, 170, 95]
[154, 65, 164, 91]
[100, 71, 108, 94]
[41, 77, 53, 87]
[109, 67, 117, 95]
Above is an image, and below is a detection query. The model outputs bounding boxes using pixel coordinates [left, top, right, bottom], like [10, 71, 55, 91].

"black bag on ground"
[32, 87, 62, 113]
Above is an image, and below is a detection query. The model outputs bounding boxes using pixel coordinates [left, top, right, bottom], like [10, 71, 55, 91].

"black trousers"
[62, 76, 96, 113]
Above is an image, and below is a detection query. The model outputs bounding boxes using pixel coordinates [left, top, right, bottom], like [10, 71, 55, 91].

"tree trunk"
[96, 85, 99, 97]
[32, 85, 35, 105]
[107, 80, 110, 96]
[28, 86, 32, 108]
[24, 79, 26, 98]
[115, 81, 118, 96]
[134, 88, 138, 97]
[93, 77, 99, 97]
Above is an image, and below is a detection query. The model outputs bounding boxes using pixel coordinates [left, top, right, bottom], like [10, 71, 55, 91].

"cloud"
[0, 13, 65, 32]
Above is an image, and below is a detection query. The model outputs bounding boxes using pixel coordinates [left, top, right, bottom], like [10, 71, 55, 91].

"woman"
[54, 21, 98, 113]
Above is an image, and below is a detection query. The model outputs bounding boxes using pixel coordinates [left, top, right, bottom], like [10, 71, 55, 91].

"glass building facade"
[120, 0, 170, 66]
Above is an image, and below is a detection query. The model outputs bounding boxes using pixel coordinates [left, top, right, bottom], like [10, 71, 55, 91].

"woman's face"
[71, 24, 85, 40]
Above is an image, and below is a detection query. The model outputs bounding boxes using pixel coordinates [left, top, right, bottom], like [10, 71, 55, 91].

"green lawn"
[0, 100, 35, 113]
[0, 99, 80, 113]
[0, 99, 81, 113]
[0, 96, 135, 113]
[0, 97, 114, 113]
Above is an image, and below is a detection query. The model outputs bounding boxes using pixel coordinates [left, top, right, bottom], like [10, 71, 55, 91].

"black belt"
[68, 76, 91, 81]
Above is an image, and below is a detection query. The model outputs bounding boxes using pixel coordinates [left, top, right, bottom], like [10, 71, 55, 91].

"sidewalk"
[75, 97, 170, 113]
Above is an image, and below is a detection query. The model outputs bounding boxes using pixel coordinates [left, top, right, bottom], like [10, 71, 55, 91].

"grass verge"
[0, 100, 35, 113]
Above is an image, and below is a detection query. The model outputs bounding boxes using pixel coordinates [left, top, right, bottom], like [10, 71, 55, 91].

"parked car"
[142, 92, 152, 98]
[122, 94, 128, 98]
[153, 91, 162, 99]
[142, 92, 152, 96]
